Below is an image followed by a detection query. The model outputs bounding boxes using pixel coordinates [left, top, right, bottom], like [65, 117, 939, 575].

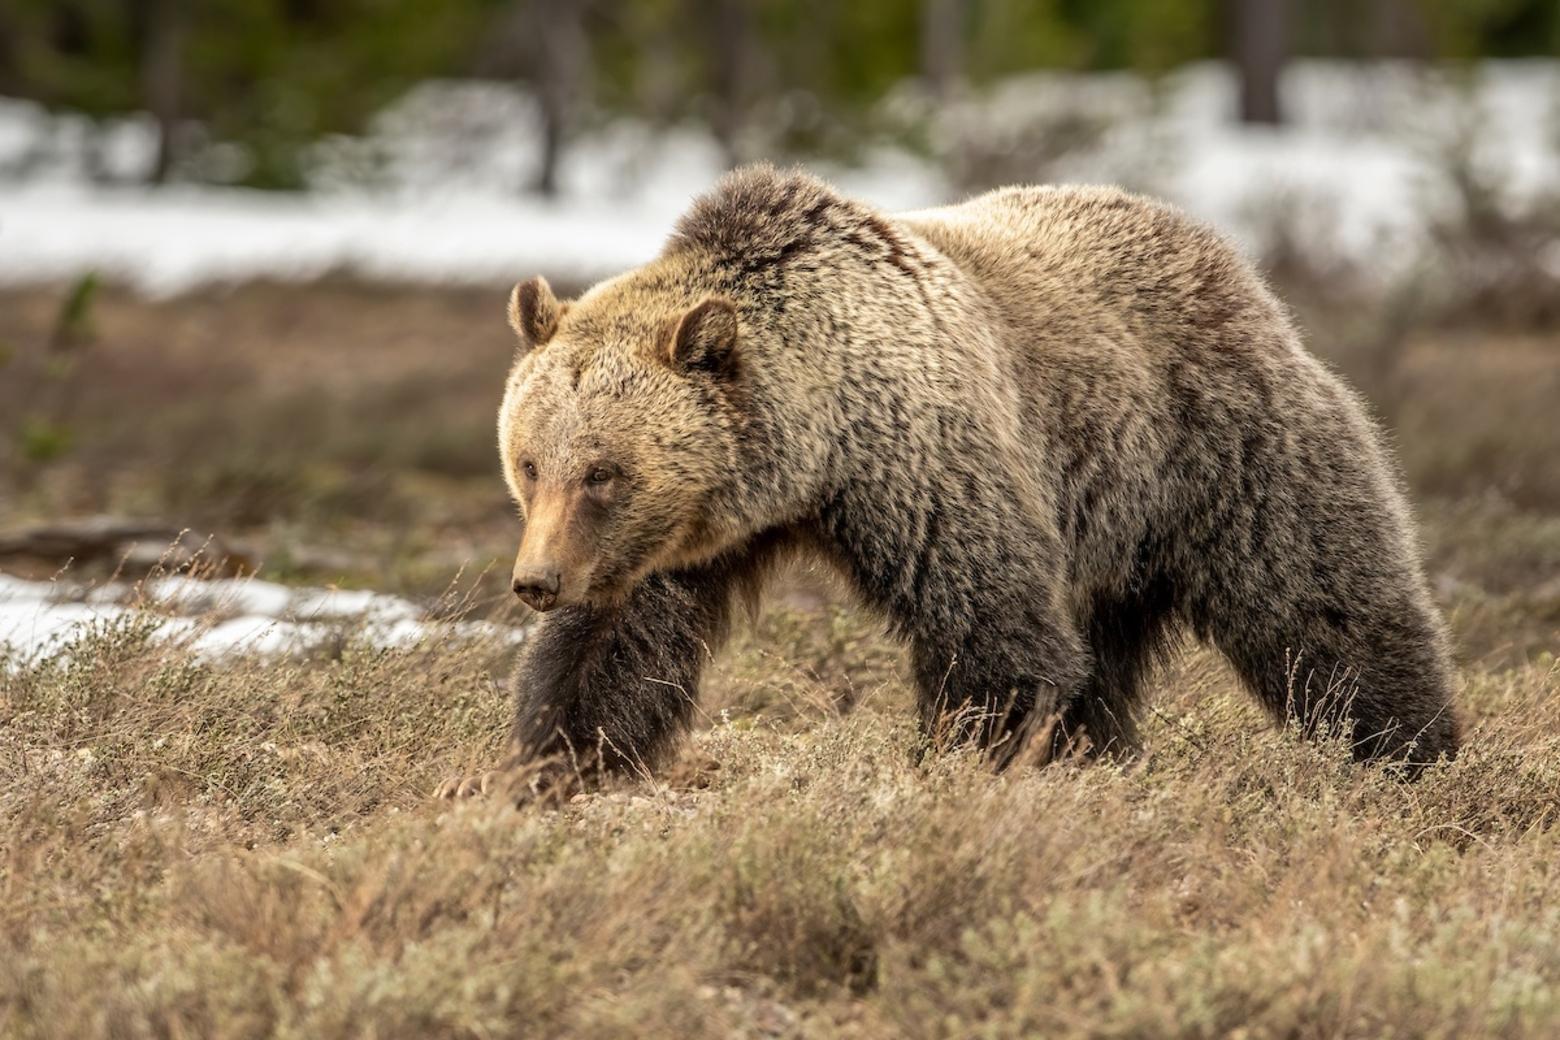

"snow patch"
[0, 573, 522, 665]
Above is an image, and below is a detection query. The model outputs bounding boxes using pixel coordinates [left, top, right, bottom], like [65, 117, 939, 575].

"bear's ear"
[666, 298, 739, 376]
[508, 276, 566, 352]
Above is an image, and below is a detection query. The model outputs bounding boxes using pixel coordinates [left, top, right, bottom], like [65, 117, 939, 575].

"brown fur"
[440, 164, 1458, 799]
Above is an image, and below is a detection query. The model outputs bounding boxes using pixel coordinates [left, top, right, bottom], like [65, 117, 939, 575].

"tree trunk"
[141, 0, 183, 183]
[1231, 0, 1289, 125]
[531, 0, 590, 197]
[709, 0, 755, 167]
[1366, 0, 1431, 58]
[920, 0, 966, 99]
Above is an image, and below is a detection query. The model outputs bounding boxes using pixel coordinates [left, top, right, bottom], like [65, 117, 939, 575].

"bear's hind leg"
[1205, 581, 1458, 769]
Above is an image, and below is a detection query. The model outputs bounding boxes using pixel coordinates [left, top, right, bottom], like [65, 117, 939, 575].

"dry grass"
[1, 598, 1558, 1038]
[1, 280, 1558, 1037]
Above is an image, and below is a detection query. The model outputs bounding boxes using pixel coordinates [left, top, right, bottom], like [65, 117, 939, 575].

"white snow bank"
[0, 180, 682, 296]
[0, 572, 523, 665]
[0, 82, 944, 295]
[0, 60, 1554, 295]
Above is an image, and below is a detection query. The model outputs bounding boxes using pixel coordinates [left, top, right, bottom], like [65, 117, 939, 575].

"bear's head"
[497, 274, 746, 611]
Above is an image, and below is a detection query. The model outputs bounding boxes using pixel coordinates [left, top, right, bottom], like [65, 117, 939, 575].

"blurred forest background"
[1, 0, 1558, 601]
[1, 0, 1556, 190]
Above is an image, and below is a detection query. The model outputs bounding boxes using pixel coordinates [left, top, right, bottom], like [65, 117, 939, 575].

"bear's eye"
[522, 461, 538, 481]
[586, 467, 614, 486]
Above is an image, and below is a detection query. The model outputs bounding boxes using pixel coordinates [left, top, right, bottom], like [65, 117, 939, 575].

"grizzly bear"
[435, 164, 1458, 800]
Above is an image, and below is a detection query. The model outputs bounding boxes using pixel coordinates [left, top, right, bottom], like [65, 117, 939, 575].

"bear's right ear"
[508, 276, 566, 353]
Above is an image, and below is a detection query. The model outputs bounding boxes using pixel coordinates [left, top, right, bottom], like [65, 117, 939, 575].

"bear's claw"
[433, 770, 503, 799]
[432, 749, 583, 806]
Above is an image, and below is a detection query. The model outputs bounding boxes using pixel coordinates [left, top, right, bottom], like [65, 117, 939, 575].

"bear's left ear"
[666, 298, 739, 376]
[508, 276, 567, 353]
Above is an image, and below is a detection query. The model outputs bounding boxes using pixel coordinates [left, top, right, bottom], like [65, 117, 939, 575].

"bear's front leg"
[819, 473, 1091, 768]
[908, 591, 1090, 768]
[435, 561, 743, 804]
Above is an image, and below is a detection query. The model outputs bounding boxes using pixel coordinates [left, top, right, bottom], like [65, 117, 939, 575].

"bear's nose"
[512, 567, 562, 612]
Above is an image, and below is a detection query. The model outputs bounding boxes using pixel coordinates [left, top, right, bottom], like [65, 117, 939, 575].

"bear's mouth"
[516, 586, 560, 612]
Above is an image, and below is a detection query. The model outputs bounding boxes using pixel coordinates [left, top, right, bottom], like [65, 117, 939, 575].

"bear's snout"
[512, 567, 563, 612]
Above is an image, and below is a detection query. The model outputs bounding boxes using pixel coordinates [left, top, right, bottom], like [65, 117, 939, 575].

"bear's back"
[895, 184, 1286, 365]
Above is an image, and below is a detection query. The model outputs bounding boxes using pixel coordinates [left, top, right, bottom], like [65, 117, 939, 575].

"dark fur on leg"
[1210, 598, 1459, 772]
[818, 476, 1090, 769]
[1054, 574, 1180, 760]
[499, 534, 787, 800]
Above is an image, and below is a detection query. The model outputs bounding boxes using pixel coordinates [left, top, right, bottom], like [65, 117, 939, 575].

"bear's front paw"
[432, 770, 506, 800]
[432, 756, 580, 807]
